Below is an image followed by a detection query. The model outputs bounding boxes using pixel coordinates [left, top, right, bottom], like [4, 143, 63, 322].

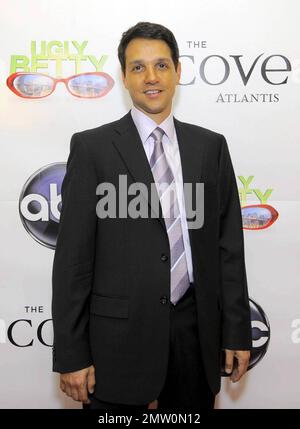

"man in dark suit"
[52, 22, 252, 410]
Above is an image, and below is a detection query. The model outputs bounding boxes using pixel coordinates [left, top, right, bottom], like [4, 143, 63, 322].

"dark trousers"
[86, 285, 215, 410]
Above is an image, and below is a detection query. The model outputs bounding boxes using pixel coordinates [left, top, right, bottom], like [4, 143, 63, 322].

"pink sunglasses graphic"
[7, 71, 114, 99]
[241, 204, 279, 230]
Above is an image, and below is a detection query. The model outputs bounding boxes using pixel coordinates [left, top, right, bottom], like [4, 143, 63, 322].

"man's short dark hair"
[118, 21, 179, 75]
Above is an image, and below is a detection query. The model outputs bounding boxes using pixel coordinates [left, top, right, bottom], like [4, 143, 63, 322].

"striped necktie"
[149, 127, 190, 305]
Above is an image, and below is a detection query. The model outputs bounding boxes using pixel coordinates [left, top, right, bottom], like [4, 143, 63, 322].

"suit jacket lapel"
[174, 117, 205, 218]
[112, 111, 166, 231]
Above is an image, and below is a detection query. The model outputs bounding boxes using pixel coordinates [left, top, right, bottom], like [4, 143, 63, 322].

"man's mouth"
[144, 89, 163, 98]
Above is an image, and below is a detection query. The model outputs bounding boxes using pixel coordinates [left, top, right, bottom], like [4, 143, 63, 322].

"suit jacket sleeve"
[218, 135, 252, 351]
[52, 132, 97, 373]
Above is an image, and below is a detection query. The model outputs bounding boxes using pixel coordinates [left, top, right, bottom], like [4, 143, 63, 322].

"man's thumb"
[87, 369, 95, 393]
[88, 382, 94, 394]
[225, 350, 234, 374]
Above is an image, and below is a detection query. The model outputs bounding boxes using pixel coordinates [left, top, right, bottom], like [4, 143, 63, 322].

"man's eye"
[158, 63, 167, 69]
[133, 65, 143, 71]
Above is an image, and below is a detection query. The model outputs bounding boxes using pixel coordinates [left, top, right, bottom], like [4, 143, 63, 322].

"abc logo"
[221, 298, 270, 376]
[19, 163, 66, 249]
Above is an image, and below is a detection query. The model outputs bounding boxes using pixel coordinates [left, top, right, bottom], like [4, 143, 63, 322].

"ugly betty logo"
[6, 40, 114, 99]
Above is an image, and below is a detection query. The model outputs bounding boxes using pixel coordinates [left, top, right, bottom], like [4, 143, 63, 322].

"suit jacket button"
[161, 254, 168, 262]
[160, 296, 168, 305]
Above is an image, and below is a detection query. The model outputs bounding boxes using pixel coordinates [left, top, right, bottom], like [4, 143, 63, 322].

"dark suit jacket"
[52, 110, 252, 404]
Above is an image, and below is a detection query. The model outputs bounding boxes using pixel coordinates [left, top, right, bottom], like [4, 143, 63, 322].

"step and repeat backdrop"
[0, 0, 299, 408]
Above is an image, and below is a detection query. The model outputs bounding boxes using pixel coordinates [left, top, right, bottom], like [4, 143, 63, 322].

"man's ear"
[121, 70, 128, 89]
[176, 61, 181, 85]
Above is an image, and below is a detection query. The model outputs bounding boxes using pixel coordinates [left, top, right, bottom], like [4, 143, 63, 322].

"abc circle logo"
[221, 298, 270, 376]
[248, 298, 270, 369]
[19, 163, 66, 249]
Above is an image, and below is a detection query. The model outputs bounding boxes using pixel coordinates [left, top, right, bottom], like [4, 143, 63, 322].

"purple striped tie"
[149, 127, 190, 305]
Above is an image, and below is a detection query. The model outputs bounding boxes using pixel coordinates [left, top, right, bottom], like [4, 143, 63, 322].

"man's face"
[122, 38, 181, 124]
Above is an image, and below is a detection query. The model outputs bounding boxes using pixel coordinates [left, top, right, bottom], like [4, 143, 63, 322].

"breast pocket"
[90, 294, 129, 319]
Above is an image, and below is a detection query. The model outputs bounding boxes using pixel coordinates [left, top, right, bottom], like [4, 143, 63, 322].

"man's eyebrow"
[128, 58, 172, 66]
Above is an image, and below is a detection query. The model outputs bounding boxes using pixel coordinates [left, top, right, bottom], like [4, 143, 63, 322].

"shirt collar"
[130, 105, 175, 145]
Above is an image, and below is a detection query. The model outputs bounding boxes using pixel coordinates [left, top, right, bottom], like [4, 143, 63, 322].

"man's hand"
[224, 349, 250, 383]
[60, 365, 95, 404]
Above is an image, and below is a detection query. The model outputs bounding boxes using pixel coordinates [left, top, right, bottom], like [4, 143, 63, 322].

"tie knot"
[151, 127, 164, 143]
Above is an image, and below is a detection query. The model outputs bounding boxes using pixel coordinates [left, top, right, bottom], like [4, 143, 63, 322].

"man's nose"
[144, 66, 159, 83]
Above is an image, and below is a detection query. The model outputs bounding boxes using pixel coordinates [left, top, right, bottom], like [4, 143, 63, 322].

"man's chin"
[136, 103, 166, 115]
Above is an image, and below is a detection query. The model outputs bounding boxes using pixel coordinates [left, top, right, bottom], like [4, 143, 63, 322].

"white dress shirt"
[130, 105, 194, 283]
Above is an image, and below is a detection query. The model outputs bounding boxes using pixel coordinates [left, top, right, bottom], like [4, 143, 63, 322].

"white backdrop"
[0, 0, 299, 409]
